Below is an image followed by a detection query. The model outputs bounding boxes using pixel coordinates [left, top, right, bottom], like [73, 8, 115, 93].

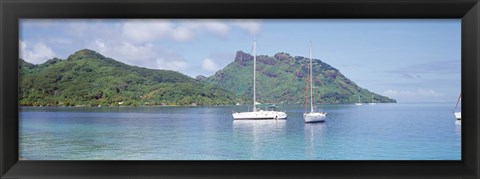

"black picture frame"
[1, 0, 479, 178]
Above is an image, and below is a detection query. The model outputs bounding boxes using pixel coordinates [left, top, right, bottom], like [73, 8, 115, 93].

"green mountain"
[19, 49, 236, 106]
[204, 51, 396, 104]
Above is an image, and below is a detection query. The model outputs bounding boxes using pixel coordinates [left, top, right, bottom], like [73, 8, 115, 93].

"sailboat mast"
[253, 37, 257, 112]
[310, 42, 313, 113]
[454, 93, 461, 112]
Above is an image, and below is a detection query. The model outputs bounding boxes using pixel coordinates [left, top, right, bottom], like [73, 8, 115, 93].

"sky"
[19, 19, 461, 103]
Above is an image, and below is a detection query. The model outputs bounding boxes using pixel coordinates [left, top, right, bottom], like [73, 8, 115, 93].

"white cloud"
[91, 40, 158, 67]
[232, 20, 262, 34]
[202, 58, 220, 72]
[194, 20, 229, 36]
[122, 20, 200, 43]
[156, 58, 188, 72]
[116, 42, 156, 61]
[121, 19, 258, 43]
[95, 39, 106, 49]
[48, 38, 73, 45]
[171, 26, 194, 41]
[19, 40, 56, 64]
[21, 19, 263, 77]
[20, 40, 26, 53]
[122, 20, 174, 43]
[171, 20, 230, 40]
[382, 88, 444, 102]
[90, 39, 190, 73]
[66, 21, 91, 37]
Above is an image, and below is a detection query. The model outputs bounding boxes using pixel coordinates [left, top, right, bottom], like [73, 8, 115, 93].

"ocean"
[19, 103, 461, 160]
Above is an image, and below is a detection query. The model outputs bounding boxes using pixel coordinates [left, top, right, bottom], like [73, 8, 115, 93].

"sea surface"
[19, 103, 461, 160]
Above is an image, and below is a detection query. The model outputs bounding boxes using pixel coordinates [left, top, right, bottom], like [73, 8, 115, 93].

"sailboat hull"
[454, 112, 461, 120]
[232, 111, 287, 120]
[304, 112, 327, 123]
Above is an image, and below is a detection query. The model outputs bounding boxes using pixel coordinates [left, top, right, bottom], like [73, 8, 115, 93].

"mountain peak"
[196, 75, 207, 81]
[206, 50, 396, 104]
[19, 58, 36, 69]
[68, 49, 105, 61]
[274, 52, 292, 61]
[234, 51, 253, 65]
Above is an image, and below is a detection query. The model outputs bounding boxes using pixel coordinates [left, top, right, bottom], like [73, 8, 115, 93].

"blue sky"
[19, 19, 461, 103]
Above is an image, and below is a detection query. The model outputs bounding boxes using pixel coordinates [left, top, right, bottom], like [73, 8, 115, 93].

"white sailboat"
[454, 112, 461, 120]
[454, 93, 461, 121]
[355, 96, 362, 105]
[369, 95, 376, 105]
[303, 42, 327, 123]
[232, 38, 287, 120]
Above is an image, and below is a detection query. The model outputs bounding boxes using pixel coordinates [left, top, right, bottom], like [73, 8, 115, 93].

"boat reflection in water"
[232, 120, 286, 159]
[304, 122, 327, 159]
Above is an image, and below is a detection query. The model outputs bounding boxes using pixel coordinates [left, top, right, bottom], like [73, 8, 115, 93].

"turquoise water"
[19, 103, 461, 160]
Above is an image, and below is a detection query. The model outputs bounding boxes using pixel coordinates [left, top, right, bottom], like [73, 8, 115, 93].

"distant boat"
[454, 93, 461, 121]
[232, 37, 287, 120]
[355, 96, 362, 105]
[369, 95, 376, 105]
[303, 42, 327, 123]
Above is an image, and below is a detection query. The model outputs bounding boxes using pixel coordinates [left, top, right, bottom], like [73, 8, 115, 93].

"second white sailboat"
[304, 42, 327, 123]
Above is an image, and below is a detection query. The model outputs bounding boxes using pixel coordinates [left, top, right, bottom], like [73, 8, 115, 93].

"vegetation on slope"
[19, 49, 236, 106]
[19, 49, 395, 107]
[204, 51, 396, 104]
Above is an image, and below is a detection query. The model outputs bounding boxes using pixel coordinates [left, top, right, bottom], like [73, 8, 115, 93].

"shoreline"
[18, 102, 405, 108]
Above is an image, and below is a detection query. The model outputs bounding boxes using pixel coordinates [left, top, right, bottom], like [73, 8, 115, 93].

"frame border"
[1, 0, 479, 178]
